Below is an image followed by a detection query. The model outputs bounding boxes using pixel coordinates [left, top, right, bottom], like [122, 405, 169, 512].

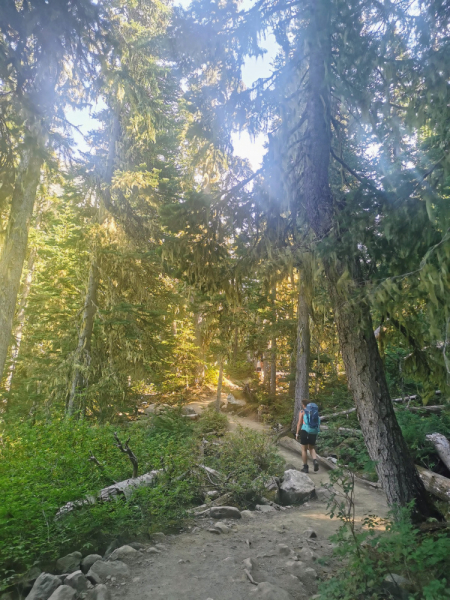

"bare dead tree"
[114, 432, 139, 478]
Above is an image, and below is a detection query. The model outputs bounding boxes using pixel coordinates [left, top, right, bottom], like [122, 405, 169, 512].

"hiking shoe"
[313, 459, 319, 472]
[301, 464, 309, 473]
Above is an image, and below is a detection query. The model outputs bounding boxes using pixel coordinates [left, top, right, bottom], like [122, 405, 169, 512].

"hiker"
[295, 399, 320, 473]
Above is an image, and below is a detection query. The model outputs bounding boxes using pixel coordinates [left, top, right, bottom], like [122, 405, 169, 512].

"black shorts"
[300, 430, 317, 446]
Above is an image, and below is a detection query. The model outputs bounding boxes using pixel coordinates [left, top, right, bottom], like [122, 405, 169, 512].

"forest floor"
[108, 396, 389, 600]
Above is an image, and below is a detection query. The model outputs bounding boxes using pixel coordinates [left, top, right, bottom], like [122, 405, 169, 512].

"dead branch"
[114, 432, 139, 478]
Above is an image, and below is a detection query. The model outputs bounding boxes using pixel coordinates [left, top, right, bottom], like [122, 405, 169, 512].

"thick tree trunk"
[298, 0, 441, 520]
[292, 274, 310, 432]
[324, 260, 442, 520]
[66, 257, 100, 416]
[215, 358, 224, 412]
[0, 145, 43, 382]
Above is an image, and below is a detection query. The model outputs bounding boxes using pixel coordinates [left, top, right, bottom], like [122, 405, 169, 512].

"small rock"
[297, 547, 317, 562]
[64, 571, 88, 594]
[128, 542, 146, 551]
[146, 547, 161, 554]
[81, 555, 103, 574]
[212, 522, 230, 534]
[149, 532, 166, 543]
[26, 573, 62, 600]
[300, 567, 318, 584]
[210, 506, 241, 519]
[108, 545, 139, 563]
[243, 558, 258, 571]
[86, 571, 102, 586]
[208, 528, 221, 534]
[255, 504, 275, 513]
[89, 560, 130, 581]
[285, 561, 305, 578]
[55, 553, 82, 575]
[181, 405, 197, 415]
[86, 584, 111, 600]
[384, 574, 413, 590]
[279, 470, 315, 505]
[47, 586, 76, 600]
[277, 544, 291, 556]
[154, 544, 167, 551]
[240, 510, 255, 519]
[250, 581, 293, 600]
[303, 528, 317, 539]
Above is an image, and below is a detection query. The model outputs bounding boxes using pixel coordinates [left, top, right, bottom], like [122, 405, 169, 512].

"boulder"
[300, 567, 318, 585]
[89, 560, 130, 581]
[47, 586, 76, 600]
[181, 406, 197, 415]
[64, 571, 88, 594]
[20, 566, 42, 594]
[108, 545, 139, 563]
[81, 555, 103, 574]
[146, 547, 161, 554]
[241, 510, 256, 519]
[250, 582, 292, 600]
[103, 540, 119, 559]
[279, 470, 315, 505]
[86, 585, 111, 600]
[26, 574, 62, 600]
[210, 506, 241, 519]
[226, 394, 246, 406]
[55, 553, 82, 575]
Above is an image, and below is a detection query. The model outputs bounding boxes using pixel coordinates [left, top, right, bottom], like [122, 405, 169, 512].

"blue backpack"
[304, 403, 320, 430]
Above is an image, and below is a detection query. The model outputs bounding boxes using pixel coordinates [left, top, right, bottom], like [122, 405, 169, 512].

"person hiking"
[295, 399, 320, 473]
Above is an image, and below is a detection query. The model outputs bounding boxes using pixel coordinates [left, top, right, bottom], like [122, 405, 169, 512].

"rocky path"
[103, 410, 388, 600]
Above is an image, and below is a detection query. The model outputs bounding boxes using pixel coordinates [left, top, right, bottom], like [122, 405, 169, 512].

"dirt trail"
[109, 403, 388, 600]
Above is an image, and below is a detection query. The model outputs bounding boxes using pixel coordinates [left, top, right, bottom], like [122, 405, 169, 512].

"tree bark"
[298, 0, 441, 520]
[215, 358, 224, 412]
[270, 285, 277, 398]
[0, 143, 44, 382]
[292, 273, 310, 431]
[66, 257, 100, 416]
[4, 241, 38, 393]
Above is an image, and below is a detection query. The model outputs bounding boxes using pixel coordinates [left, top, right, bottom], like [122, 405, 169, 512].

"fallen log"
[56, 469, 162, 518]
[320, 408, 356, 421]
[416, 466, 450, 504]
[425, 433, 450, 471]
[404, 405, 445, 414]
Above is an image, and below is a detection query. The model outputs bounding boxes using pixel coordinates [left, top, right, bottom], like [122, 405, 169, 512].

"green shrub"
[320, 471, 450, 599]
[195, 405, 228, 437]
[0, 415, 199, 589]
[205, 427, 284, 507]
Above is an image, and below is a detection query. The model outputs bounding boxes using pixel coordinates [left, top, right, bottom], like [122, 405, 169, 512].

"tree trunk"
[4, 243, 38, 393]
[66, 257, 100, 416]
[194, 311, 205, 384]
[270, 285, 277, 398]
[0, 144, 43, 382]
[215, 358, 224, 412]
[292, 274, 310, 432]
[299, 0, 441, 520]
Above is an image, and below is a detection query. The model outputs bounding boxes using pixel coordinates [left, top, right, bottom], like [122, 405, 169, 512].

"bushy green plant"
[320, 471, 450, 600]
[195, 405, 228, 437]
[205, 427, 283, 507]
[0, 415, 199, 589]
[397, 410, 450, 469]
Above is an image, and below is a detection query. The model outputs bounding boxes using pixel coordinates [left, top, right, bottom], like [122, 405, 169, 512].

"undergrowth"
[320, 470, 450, 600]
[0, 406, 279, 590]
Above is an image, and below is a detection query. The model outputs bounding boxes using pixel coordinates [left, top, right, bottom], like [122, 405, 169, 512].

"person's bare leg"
[301, 444, 308, 465]
[309, 445, 319, 471]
